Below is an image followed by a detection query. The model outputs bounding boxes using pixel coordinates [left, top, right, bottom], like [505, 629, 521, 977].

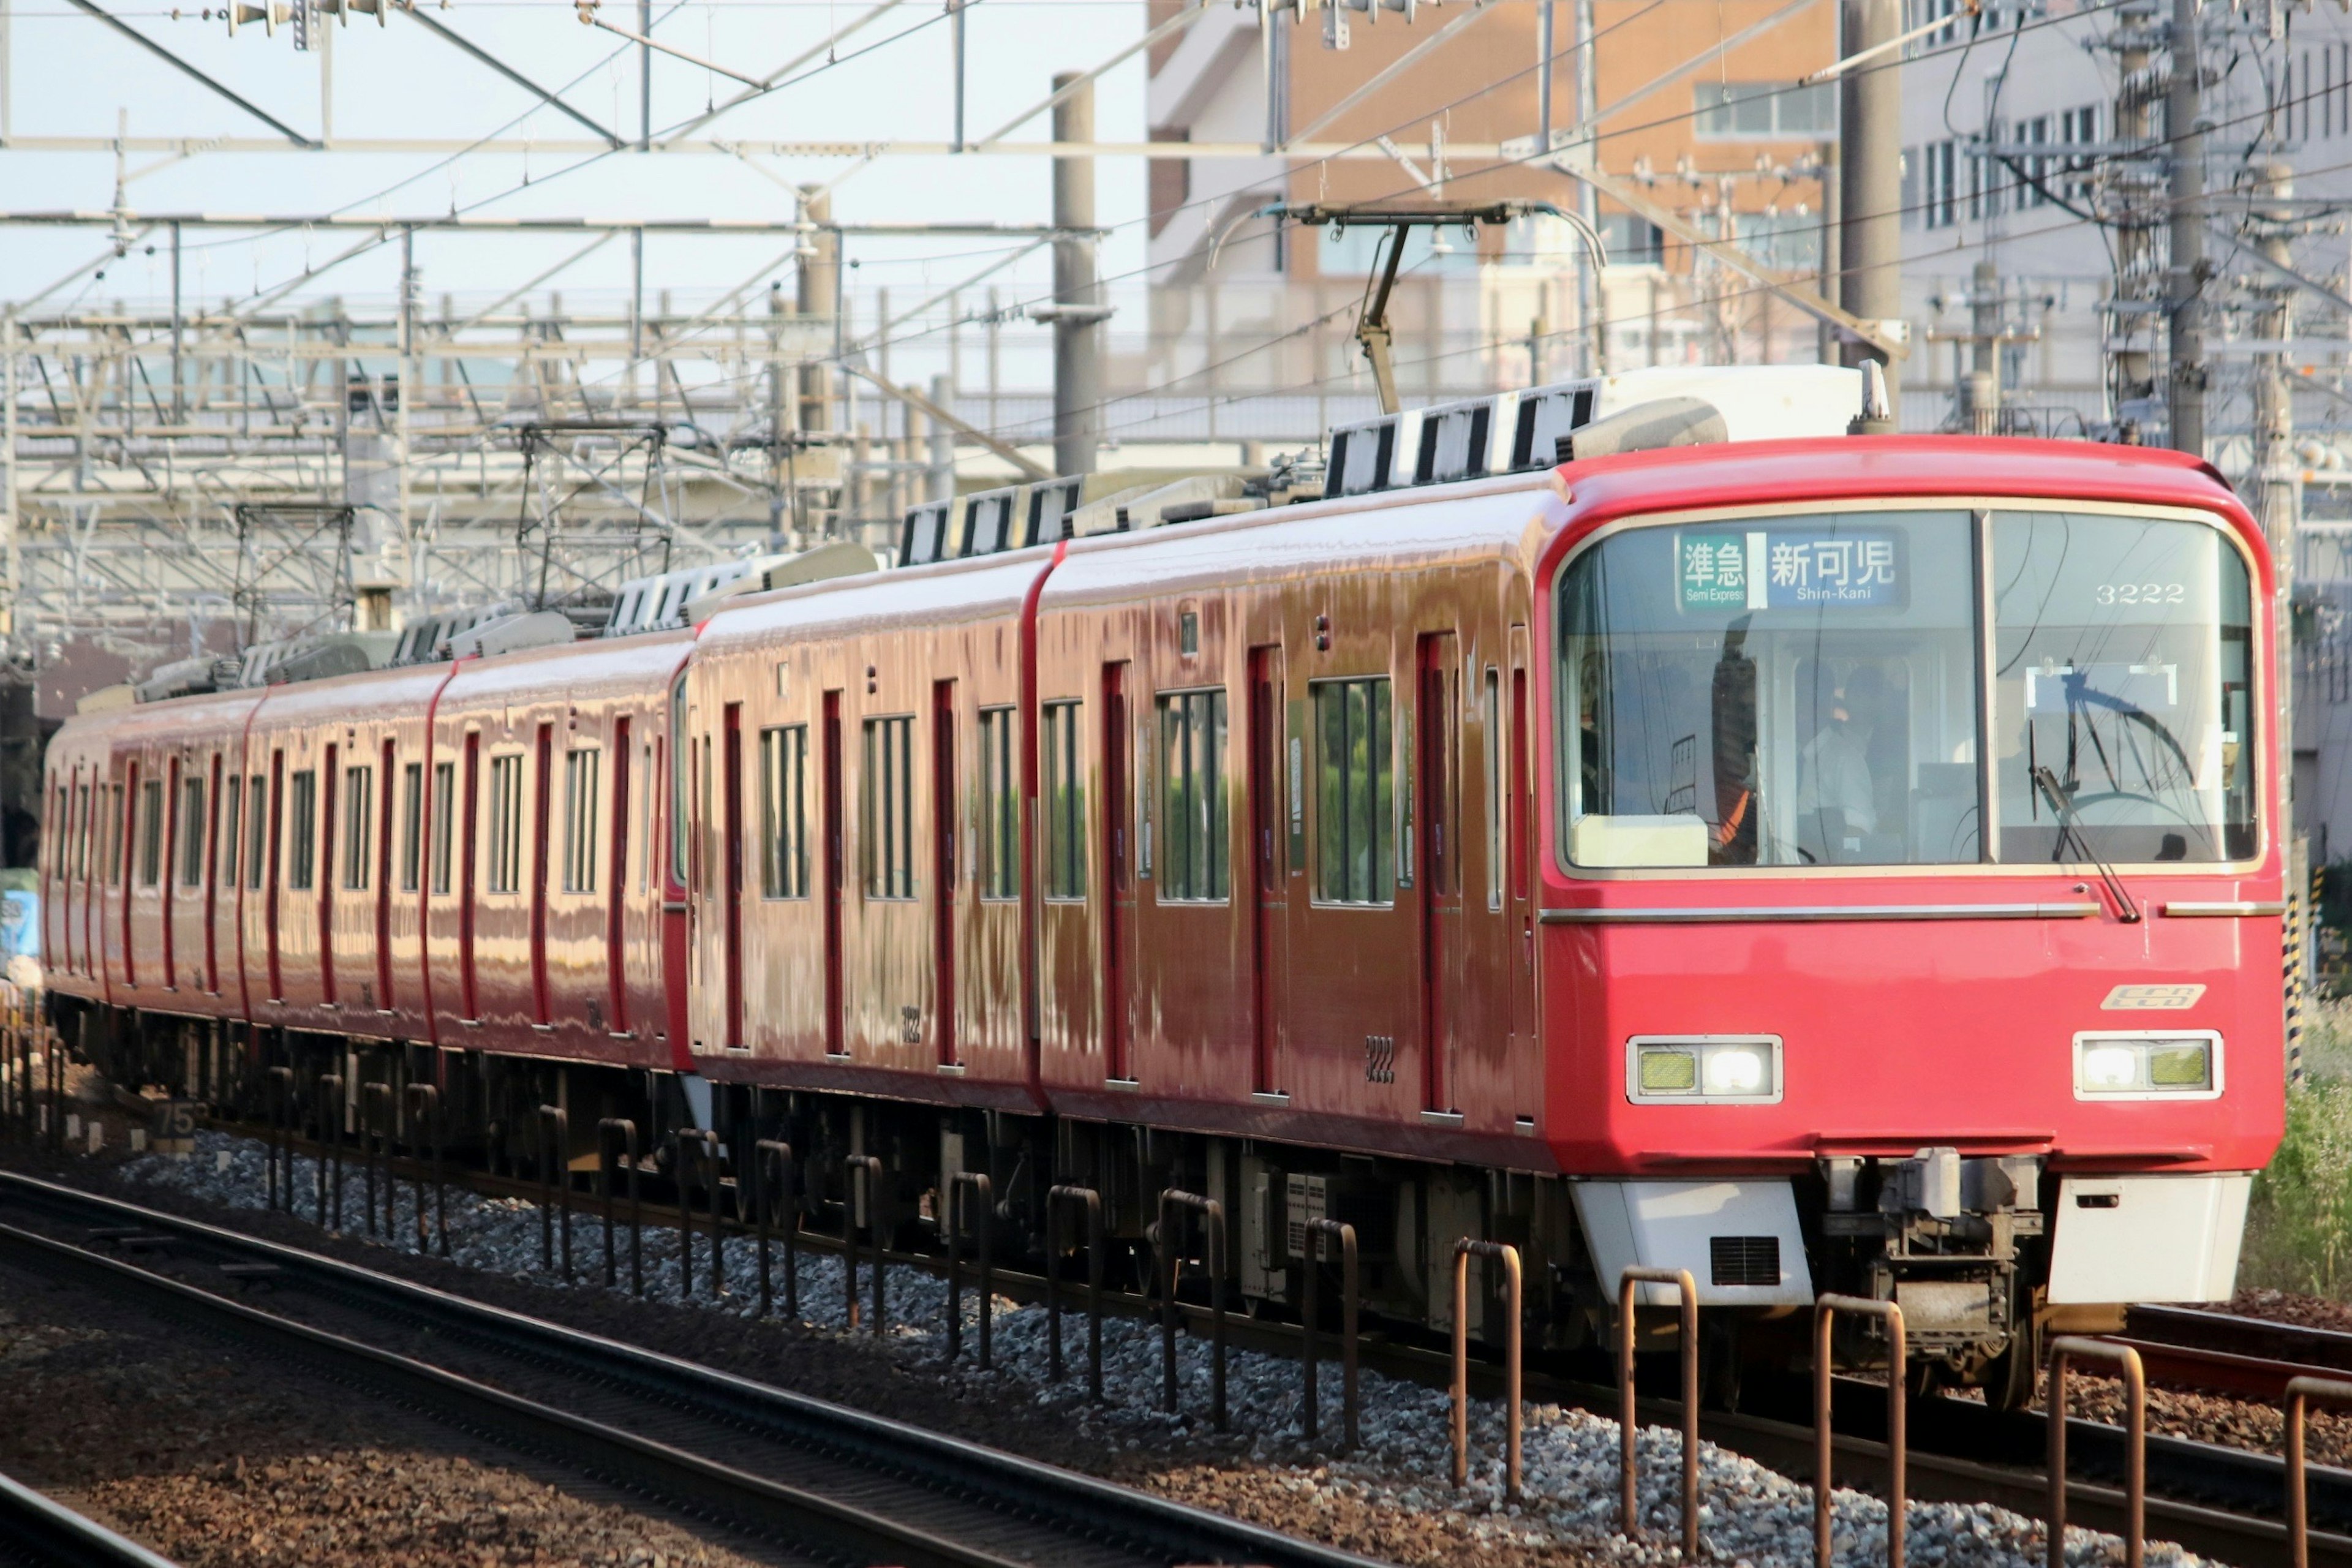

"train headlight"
[1627, 1036, 1782, 1105]
[2072, 1033, 2222, 1100]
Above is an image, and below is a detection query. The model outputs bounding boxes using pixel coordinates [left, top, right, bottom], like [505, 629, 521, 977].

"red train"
[39, 367, 2285, 1401]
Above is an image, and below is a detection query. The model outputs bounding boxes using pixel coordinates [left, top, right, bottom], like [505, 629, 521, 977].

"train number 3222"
[2095, 582, 2186, 605]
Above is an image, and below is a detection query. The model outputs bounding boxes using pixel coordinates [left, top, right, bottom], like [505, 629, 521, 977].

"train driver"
[1795, 664, 1888, 861]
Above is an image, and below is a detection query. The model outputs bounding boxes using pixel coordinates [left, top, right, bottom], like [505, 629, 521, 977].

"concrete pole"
[637, 0, 652, 151]
[2112, 25, 2155, 433]
[1838, 0, 1902, 421]
[928, 373, 955, 502]
[2253, 160, 2297, 900]
[1574, 0, 1605, 375]
[1052, 73, 1101, 478]
[2167, 0, 2205, 457]
[1967, 257, 2000, 435]
[796, 186, 835, 437]
[1817, 140, 1839, 366]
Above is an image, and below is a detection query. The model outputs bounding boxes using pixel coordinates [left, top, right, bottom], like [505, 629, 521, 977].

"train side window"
[1313, 677, 1395, 905]
[861, 715, 916, 899]
[178, 775, 206, 888]
[341, 764, 374, 891]
[1156, 688, 1229, 903]
[430, 762, 456, 894]
[1040, 701, 1086, 900]
[246, 775, 266, 889]
[977, 707, 1017, 900]
[1483, 667, 1504, 912]
[221, 778, 241, 893]
[759, 725, 809, 899]
[287, 771, 317, 891]
[399, 763, 424, 892]
[668, 676, 691, 889]
[72, 784, 90, 881]
[487, 754, 524, 895]
[563, 748, 601, 894]
[638, 741, 655, 893]
[107, 783, 125, 884]
[136, 777, 164, 888]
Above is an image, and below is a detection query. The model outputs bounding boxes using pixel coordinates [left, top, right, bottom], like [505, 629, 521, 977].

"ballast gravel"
[32, 1127, 2216, 1568]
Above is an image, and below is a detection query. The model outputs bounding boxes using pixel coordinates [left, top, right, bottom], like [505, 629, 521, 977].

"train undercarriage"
[62, 995, 2081, 1409]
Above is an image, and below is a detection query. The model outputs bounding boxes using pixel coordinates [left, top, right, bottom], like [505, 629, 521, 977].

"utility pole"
[796, 186, 835, 440]
[2252, 159, 2297, 879]
[2108, 17, 2159, 437]
[2166, 0, 2204, 456]
[1051, 73, 1102, 478]
[637, 0, 652, 151]
[1838, 0, 1902, 424]
[1817, 140, 1839, 366]
[1967, 257, 2000, 434]
[950, 0, 967, 151]
[1573, 0, 1605, 375]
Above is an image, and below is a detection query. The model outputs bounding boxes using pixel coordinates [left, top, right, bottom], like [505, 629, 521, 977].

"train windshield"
[1556, 507, 2256, 870]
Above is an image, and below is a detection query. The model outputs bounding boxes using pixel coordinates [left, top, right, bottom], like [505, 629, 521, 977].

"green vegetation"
[2240, 1000, 2352, 1296]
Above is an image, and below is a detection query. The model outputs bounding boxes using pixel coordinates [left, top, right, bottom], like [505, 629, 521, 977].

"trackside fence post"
[597, 1117, 641, 1295]
[1047, 1183, 1104, 1401]
[2285, 1374, 2352, 1568]
[2047, 1336, 2144, 1568]
[315, 1074, 344, 1231]
[944, 1170, 994, 1368]
[266, 1066, 293, 1212]
[1302, 1218, 1360, 1452]
[1157, 1189, 1227, 1431]
[538, 1104, 571, 1282]
[754, 1139, 795, 1319]
[1449, 1239, 1522, 1501]
[1815, 1295, 1907, 1568]
[404, 1083, 443, 1254]
[845, 1153, 884, 1333]
[1618, 1265, 1700, 1561]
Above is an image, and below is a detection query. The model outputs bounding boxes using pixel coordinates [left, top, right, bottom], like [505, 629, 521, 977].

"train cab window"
[342, 765, 374, 891]
[487, 754, 525, 894]
[1040, 701, 1087, 900]
[1157, 688, 1229, 902]
[246, 775, 267, 889]
[562, 748, 601, 894]
[399, 763, 424, 891]
[1559, 510, 1982, 869]
[1989, 511, 2256, 863]
[287, 771, 317, 890]
[179, 775, 206, 887]
[759, 725, 809, 899]
[430, 761, 456, 894]
[1313, 677, 1395, 904]
[861, 715, 916, 899]
[137, 778, 164, 888]
[977, 707, 1017, 900]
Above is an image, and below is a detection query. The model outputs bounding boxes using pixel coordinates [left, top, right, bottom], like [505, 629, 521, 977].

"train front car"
[1542, 437, 2283, 1404]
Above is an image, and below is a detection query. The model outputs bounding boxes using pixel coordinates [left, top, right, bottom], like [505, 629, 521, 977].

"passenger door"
[1417, 632, 1463, 1115]
[1248, 645, 1285, 1095]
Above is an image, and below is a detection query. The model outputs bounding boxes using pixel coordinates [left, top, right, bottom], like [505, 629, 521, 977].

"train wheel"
[1983, 1327, 2041, 1412]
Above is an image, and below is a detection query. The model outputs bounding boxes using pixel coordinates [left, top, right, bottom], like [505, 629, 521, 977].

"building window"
[179, 775, 207, 887]
[1314, 677, 1394, 905]
[561, 748, 600, 894]
[1599, 211, 1665, 268]
[430, 761, 455, 895]
[1694, 80, 1835, 139]
[287, 770, 317, 891]
[1905, 0, 1960, 49]
[1922, 139, 1958, 228]
[862, 715, 916, 900]
[1157, 688, 1229, 903]
[137, 778, 164, 888]
[399, 763, 423, 892]
[1733, 211, 1822, 272]
[2059, 104, 2098, 200]
[976, 707, 1017, 900]
[342, 764, 373, 891]
[487, 753, 524, 895]
[759, 725, 809, 899]
[1040, 700, 1085, 900]
[246, 775, 266, 889]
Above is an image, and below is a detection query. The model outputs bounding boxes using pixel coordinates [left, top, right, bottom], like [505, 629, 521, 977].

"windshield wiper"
[2034, 765, 2142, 924]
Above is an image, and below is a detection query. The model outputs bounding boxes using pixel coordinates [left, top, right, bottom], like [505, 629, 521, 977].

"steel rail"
[0, 1172, 1395, 1568]
[0, 1468, 183, 1568]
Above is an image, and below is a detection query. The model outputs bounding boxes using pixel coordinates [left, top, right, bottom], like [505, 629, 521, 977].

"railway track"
[0, 1170, 1395, 1568]
[17, 1148, 2352, 1567]
[0, 1469, 181, 1568]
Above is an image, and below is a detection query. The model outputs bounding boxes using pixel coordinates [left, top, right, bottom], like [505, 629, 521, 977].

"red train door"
[722, 703, 745, 1053]
[320, 744, 338, 1007]
[459, 733, 480, 1021]
[821, 690, 845, 1057]
[1507, 627, 1537, 1110]
[205, 752, 223, 994]
[608, 715, 631, 1036]
[932, 680, 957, 1067]
[1247, 646, 1282, 1095]
[1102, 662, 1132, 1082]
[531, 722, 554, 1028]
[162, 755, 179, 990]
[375, 740, 394, 1014]
[265, 751, 283, 1002]
[1417, 633, 1461, 1115]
